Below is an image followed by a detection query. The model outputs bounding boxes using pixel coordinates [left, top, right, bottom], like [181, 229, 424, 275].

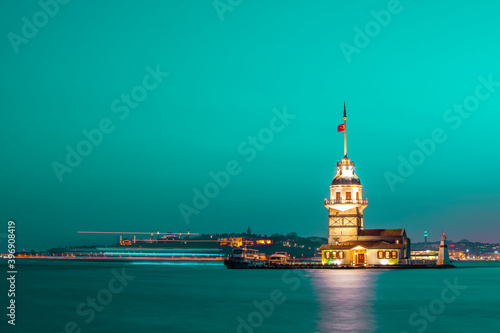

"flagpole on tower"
[343, 102, 347, 157]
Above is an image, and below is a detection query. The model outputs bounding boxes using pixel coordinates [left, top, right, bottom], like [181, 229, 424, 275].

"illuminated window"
[332, 252, 337, 259]
[336, 192, 341, 200]
[385, 251, 390, 259]
[346, 192, 351, 200]
[377, 251, 384, 259]
[392, 251, 398, 259]
[356, 192, 359, 200]
[339, 251, 345, 259]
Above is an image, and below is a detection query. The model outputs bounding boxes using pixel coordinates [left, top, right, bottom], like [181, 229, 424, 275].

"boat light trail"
[77, 231, 200, 235]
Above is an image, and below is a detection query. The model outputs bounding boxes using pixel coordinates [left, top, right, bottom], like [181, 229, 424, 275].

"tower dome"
[332, 157, 361, 185]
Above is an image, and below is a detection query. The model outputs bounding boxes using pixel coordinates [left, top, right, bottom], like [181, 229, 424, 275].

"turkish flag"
[337, 123, 345, 132]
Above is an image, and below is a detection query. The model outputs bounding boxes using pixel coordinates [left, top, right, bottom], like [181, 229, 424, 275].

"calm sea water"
[2, 261, 499, 333]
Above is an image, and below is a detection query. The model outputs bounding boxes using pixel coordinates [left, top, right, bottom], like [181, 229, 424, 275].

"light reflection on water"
[311, 270, 382, 332]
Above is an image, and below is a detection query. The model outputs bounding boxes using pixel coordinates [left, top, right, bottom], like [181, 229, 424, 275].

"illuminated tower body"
[324, 103, 368, 244]
[437, 233, 450, 265]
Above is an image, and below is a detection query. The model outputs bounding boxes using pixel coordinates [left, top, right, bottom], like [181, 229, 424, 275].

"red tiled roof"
[320, 241, 404, 250]
[358, 229, 405, 237]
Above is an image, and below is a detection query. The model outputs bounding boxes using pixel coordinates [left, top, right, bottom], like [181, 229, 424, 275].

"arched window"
[385, 251, 390, 259]
[392, 251, 398, 259]
[339, 251, 345, 259]
[377, 251, 384, 259]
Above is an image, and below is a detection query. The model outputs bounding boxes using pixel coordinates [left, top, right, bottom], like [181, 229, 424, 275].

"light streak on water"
[102, 252, 224, 257]
[128, 261, 223, 266]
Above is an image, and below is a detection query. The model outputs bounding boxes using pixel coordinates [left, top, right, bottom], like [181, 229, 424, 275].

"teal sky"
[2, 0, 500, 250]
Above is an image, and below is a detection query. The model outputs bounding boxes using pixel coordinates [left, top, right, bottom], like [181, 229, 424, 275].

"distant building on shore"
[320, 104, 411, 266]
